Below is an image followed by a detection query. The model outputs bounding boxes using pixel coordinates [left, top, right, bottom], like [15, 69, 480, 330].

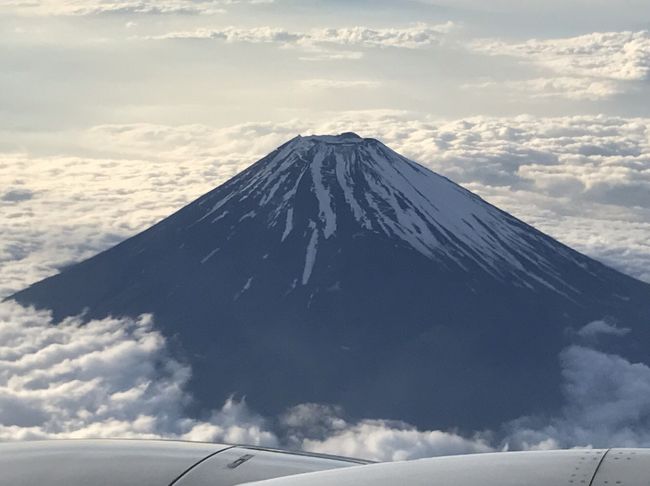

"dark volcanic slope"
[11, 132, 650, 430]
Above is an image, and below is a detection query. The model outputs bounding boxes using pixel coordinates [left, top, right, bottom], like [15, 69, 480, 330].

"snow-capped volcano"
[196, 132, 583, 295]
[11, 133, 650, 430]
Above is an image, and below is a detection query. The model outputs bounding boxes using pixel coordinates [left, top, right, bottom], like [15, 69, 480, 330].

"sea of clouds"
[3, 300, 650, 459]
[3, 112, 649, 297]
[2, 112, 650, 458]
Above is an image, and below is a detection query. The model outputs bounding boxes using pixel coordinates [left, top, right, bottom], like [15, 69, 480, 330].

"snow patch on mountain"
[189, 133, 587, 296]
[302, 223, 319, 285]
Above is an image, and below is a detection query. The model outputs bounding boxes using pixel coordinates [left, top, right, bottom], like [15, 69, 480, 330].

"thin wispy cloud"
[462, 77, 623, 101]
[473, 31, 650, 82]
[2, 0, 269, 16]
[297, 79, 382, 89]
[145, 22, 456, 50]
[468, 30, 650, 100]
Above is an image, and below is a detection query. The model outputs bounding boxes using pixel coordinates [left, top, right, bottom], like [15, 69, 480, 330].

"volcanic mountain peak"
[192, 133, 583, 295]
[295, 132, 366, 144]
[10, 133, 650, 430]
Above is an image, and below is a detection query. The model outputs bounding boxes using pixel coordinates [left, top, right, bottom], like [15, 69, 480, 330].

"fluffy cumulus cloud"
[2, 113, 650, 302]
[277, 403, 493, 461]
[2, 0, 269, 16]
[301, 420, 493, 461]
[0, 299, 508, 457]
[2, 113, 650, 458]
[146, 22, 455, 60]
[469, 30, 650, 99]
[0, 122, 296, 296]
[298, 320, 650, 456]
[505, 344, 650, 450]
[4, 297, 650, 458]
[499, 319, 650, 450]
[0, 300, 493, 456]
[355, 114, 650, 282]
[292, 318, 650, 455]
[577, 319, 631, 339]
[0, 300, 276, 443]
[474, 31, 650, 81]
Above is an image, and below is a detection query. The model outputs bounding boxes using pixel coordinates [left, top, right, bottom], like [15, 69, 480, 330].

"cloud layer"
[3, 300, 650, 459]
[148, 22, 455, 49]
[0, 300, 497, 457]
[2, 0, 650, 463]
[2, 0, 267, 16]
[462, 77, 622, 101]
[470, 30, 650, 100]
[2, 114, 650, 458]
[0, 301, 276, 443]
[505, 343, 650, 450]
[474, 31, 650, 82]
[137, 22, 456, 62]
[5, 113, 648, 301]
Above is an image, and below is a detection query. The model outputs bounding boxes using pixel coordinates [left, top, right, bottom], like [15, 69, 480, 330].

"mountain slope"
[11, 133, 650, 430]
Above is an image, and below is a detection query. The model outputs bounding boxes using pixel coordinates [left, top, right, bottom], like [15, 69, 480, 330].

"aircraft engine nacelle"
[245, 449, 650, 486]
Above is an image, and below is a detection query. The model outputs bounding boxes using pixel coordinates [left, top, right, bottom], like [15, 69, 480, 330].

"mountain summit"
[11, 133, 650, 429]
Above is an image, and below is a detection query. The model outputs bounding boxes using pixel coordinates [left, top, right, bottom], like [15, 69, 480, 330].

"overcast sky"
[2, 0, 650, 133]
[2, 0, 650, 454]
[2, 0, 650, 290]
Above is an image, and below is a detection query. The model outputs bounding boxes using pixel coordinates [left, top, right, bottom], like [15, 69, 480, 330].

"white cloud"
[0, 123, 294, 297]
[1, 0, 269, 15]
[577, 320, 631, 338]
[302, 420, 493, 461]
[180, 398, 278, 445]
[505, 343, 650, 450]
[0, 300, 495, 458]
[2, 113, 649, 304]
[280, 403, 494, 461]
[468, 30, 650, 100]
[0, 152, 218, 297]
[462, 77, 622, 101]
[154, 25, 300, 42]
[308, 22, 456, 49]
[0, 299, 492, 458]
[296, 321, 650, 456]
[297, 50, 364, 62]
[147, 22, 455, 52]
[0, 300, 277, 443]
[297, 79, 382, 89]
[473, 31, 650, 82]
[351, 114, 650, 282]
[1, 114, 650, 458]
[2, 298, 650, 458]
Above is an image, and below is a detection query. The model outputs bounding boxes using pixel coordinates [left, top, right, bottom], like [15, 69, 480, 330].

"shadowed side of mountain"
[10, 133, 650, 430]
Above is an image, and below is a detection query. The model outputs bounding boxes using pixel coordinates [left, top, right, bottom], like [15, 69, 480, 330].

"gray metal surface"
[6, 440, 650, 486]
[243, 449, 612, 486]
[0, 439, 226, 486]
[0, 440, 368, 486]
[592, 449, 650, 486]
[175, 446, 366, 486]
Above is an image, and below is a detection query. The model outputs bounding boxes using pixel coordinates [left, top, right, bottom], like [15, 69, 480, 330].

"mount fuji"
[11, 132, 650, 430]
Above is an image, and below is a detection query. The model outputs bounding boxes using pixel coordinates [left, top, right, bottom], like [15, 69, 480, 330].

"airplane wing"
[244, 448, 650, 486]
[2, 440, 648, 486]
[0, 439, 367, 486]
